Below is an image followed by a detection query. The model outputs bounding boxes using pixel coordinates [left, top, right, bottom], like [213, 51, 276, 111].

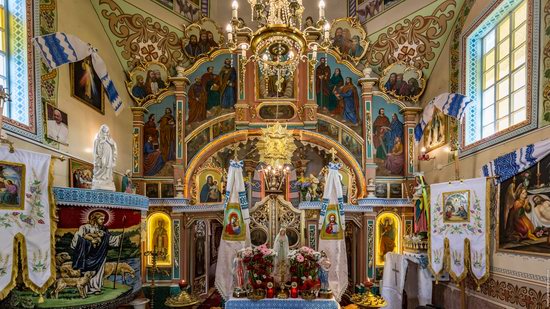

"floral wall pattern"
[449, 0, 475, 93]
[39, 0, 58, 106]
[542, 0, 550, 126]
[94, 0, 187, 70]
[365, 0, 465, 77]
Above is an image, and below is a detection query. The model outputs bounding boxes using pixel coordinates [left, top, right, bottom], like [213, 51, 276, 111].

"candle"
[319, 0, 325, 19]
[267, 282, 274, 298]
[232, 0, 239, 19]
[290, 282, 298, 298]
[241, 47, 246, 58]
[226, 24, 233, 42]
[323, 23, 330, 41]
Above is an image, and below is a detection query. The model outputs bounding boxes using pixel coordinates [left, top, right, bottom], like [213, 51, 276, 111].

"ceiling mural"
[365, 0, 465, 78]
[93, 0, 187, 69]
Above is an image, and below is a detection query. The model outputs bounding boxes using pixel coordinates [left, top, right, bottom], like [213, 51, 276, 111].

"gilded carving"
[366, 0, 457, 71]
[98, 0, 184, 68]
[132, 128, 140, 174]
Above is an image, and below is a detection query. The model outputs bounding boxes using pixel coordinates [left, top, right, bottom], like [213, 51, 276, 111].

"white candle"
[319, 0, 325, 19]
[232, 0, 239, 19]
[324, 22, 330, 40]
[241, 48, 246, 58]
[226, 24, 233, 42]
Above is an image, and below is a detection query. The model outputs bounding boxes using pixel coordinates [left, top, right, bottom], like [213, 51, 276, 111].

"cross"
[329, 147, 337, 162]
[392, 262, 400, 286]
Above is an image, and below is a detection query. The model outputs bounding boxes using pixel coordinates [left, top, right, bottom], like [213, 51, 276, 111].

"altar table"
[225, 297, 340, 309]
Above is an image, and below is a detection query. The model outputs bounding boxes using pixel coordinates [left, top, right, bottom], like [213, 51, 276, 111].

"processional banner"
[0, 147, 55, 300]
[215, 160, 250, 300]
[318, 162, 347, 301]
[429, 177, 490, 287]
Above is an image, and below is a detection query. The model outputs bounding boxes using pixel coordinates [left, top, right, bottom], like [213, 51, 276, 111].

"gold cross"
[232, 143, 239, 160]
[329, 147, 337, 161]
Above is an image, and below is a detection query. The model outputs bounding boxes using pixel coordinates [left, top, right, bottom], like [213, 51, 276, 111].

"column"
[169, 75, 190, 185]
[131, 107, 146, 195]
[402, 108, 421, 178]
[359, 74, 378, 187]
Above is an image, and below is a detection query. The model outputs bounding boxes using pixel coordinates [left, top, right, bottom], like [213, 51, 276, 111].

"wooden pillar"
[170, 76, 190, 186]
[359, 75, 378, 185]
[402, 108, 421, 178]
[131, 107, 146, 177]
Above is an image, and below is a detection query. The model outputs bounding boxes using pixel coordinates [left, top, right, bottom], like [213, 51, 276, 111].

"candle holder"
[277, 283, 289, 299]
[164, 279, 200, 308]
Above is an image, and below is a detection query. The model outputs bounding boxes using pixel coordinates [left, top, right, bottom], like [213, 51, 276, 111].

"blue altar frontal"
[225, 298, 340, 309]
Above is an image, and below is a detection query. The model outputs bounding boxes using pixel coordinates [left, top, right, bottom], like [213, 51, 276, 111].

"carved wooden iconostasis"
[123, 15, 422, 293]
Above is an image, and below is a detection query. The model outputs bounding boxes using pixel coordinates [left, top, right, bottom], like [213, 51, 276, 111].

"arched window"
[461, 0, 539, 154]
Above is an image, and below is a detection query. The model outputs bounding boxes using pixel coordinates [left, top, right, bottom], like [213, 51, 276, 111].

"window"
[461, 0, 539, 154]
[0, 0, 7, 89]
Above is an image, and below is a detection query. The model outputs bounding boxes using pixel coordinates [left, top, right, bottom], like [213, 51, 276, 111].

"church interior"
[0, 0, 549, 308]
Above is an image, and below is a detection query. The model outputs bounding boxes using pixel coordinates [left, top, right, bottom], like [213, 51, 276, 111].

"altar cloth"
[225, 297, 340, 309]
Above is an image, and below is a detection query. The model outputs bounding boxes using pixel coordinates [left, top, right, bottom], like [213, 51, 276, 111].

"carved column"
[170, 75, 190, 184]
[131, 107, 146, 194]
[402, 108, 421, 178]
[359, 75, 378, 186]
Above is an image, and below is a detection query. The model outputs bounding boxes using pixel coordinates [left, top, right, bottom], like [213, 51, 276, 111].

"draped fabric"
[0, 148, 54, 300]
[414, 93, 474, 142]
[33, 32, 124, 115]
[215, 160, 250, 300]
[429, 177, 490, 287]
[381, 253, 407, 309]
[317, 162, 347, 301]
[481, 139, 550, 184]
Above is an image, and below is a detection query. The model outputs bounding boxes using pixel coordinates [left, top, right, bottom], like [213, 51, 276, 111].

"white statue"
[363, 66, 372, 78]
[92, 124, 117, 191]
[273, 227, 290, 283]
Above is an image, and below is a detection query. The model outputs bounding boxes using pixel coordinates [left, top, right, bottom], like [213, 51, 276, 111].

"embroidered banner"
[215, 160, 250, 300]
[429, 177, 490, 287]
[0, 147, 54, 300]
[317, 162, 347, 301]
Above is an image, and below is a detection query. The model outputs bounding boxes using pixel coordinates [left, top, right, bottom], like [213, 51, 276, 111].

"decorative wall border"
[173, 218, 181, 279]
[53, 187, 149, 210]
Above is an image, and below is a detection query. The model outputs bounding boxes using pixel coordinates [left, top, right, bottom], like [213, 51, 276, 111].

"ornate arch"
[184, 129, 367, 199]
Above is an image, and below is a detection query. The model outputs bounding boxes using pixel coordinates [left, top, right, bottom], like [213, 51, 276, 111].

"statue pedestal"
[92, 179, 116, 191]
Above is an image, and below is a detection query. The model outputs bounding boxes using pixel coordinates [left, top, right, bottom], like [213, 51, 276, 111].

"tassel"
[38, 293, 45, 303]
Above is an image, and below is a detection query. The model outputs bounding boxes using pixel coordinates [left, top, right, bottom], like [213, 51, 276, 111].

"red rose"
[38, 219, 45, 224]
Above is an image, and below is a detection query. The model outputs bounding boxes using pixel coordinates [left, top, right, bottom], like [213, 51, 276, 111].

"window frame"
[2, 0, 43, 141]
[459, 0, 539, 156]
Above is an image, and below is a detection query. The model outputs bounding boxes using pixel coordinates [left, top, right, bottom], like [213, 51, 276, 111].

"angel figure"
[504, 183, 537, 241]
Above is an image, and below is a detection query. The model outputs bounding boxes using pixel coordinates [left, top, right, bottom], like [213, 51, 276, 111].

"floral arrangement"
[288, 246, 321, 290]
[241, 245, 276, 289]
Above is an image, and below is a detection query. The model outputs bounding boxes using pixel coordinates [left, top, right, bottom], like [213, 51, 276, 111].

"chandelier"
[226, 0, 331, 85]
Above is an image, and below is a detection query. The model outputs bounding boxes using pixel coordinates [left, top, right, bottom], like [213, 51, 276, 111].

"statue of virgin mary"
[273, 227, 290, 283]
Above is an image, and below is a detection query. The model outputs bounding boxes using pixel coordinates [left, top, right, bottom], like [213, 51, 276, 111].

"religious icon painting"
[0, 161, 25, 210]
[375, 212, 401, 266]
[45, 104, 69, 145]
[147, 212, 172, 266]
[154, 0, 173, 9]
[250, 228, 268, 247]
[372, 95, 405, 176]
[375, 182, 388, 198]
[329, 18, 369, 63]
[54, 206, 142, 304]
[286, 228, 300, 248]
[389, 183, 403, 198]
[442, 190, 470, 223]
[320, 205, 344, 240]
[161, 183, 174, 198]
[68, 158, 93, 189]
[174, 0, 201, 22]
[318, 120, 339, 141]
[210, 222, 222, 264]
[222, 204, 246, 241]
[69, 56, 105, 114]
[145, 183, 160, 198]
[182, 18, 224, 60]
[126, 61, 170, 106]
[423, 108, 448, 152]
[498, 153, 550, 256]
[379, 62, 426, 103]
[196, 169, 223, 204]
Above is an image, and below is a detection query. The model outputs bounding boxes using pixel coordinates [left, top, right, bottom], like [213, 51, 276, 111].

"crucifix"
[231, 143, 239, 160]
[391, 262, 400, 286]
[329, 147, 337, 162]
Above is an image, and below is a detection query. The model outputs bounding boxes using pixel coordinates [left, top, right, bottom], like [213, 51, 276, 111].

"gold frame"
[255, 60, 299, 101]
[328, 17, 370, 65]
[375, 211, 401, 266]
[423, 108, 450, 153]
[125, 61, 171, 106]
[442, 190, 471, 223]
[69, 57, 105, 115]
[379, 61, 426, 103]
[192, 157, 227, 205]
[146, 211, 172, 267]
[68, 158, 93, 189]
[256, 101, 297, 121]
[0, 160, 26, 211]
